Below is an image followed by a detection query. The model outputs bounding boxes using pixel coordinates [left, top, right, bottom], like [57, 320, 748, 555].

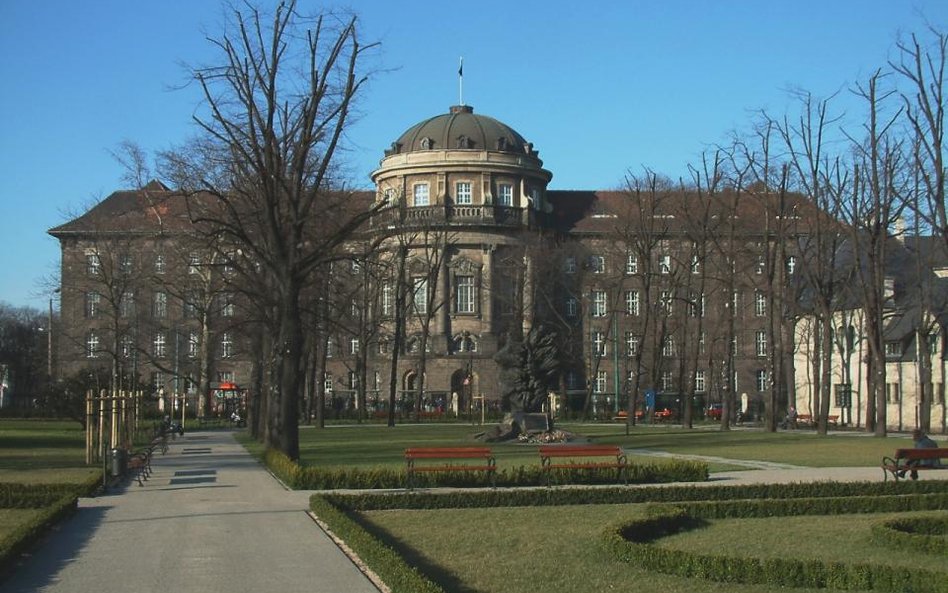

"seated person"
[906, 429, 940, 480]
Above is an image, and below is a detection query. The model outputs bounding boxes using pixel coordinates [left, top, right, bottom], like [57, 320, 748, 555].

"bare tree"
[161, 2, 377, 458]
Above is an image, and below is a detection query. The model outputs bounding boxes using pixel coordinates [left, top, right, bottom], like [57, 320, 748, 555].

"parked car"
[706, 403, 723, 420]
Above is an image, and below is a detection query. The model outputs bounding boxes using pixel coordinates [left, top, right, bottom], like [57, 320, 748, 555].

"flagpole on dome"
[458, 56, 464, 106]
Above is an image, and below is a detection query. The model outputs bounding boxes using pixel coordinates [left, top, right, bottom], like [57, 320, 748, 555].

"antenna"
[458, 56, 464, 105]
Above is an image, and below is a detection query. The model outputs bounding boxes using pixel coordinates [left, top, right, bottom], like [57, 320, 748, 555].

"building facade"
[50, 105, 947, 429]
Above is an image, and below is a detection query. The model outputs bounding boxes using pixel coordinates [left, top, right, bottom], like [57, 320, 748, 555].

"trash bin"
[110, 448, 127, 477]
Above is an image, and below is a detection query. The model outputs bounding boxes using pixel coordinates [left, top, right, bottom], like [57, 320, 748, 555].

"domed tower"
[369, 105, 553, 411]
[372, 104, 552, 218]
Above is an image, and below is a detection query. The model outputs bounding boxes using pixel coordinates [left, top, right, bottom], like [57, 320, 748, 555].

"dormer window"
[420, 137, 433, 150]
[456, 135, 472, 149]
[496, 137, 508, 151]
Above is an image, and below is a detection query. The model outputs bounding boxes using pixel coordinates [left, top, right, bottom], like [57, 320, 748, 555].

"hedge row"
[310, 496, 444, 593]
[0, 493, 78, 580]
[0, 473, 101, 508]
[604, 499, 948, 593]
[263, 448, 708, 490]
[311, 481, 948, 593]
[320, 479, 948, 512]
[870, 515, 948, 556]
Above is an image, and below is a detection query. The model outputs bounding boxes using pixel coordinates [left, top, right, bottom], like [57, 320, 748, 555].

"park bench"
[881, 448, 948, 481]
[404, 447, 496, 489]
[126, 433, 168, 486]
[612, 410, 646, 422]
[539, 444, 627, 486]
[794, 414, 839, 428]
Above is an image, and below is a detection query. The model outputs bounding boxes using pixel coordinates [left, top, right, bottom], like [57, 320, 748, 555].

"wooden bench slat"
[881, 447, 947, 482]
[405, 446, 496, 489]
[539, 444, 627, 486]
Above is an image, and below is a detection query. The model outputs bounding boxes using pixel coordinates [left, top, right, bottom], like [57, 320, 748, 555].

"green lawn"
[0, 419, 99, 484]
[272, 422, 913, 472]
[361, 504, 946, 593]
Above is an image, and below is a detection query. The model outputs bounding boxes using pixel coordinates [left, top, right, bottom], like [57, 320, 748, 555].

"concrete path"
[4, 430, 379, 593]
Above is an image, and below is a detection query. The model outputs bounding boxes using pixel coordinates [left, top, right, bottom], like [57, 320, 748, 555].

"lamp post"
[47, 288, 59, 380]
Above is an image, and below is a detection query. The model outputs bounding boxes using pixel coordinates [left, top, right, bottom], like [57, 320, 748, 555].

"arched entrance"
[450, 368, 476, 416]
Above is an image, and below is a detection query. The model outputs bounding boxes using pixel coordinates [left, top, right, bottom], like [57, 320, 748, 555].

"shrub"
[870, 514, 948, 556]
[603, 496, 948, 593]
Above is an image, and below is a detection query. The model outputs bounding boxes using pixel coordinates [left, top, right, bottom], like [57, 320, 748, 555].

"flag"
[458, 57, 463, 77]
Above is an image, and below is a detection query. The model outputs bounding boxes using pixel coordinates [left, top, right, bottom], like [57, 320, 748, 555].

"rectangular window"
[120, 335, 133, 359]
[349, 338, 360, 355]
[625, 290, 639, 316]
[348, 371, 359, 390]
[120, 291, 135, 318]
[660, 254, 671, 275]
[662, 337, 676, 357]
[326, 337, 334, 358]
[324, 373, 334, 394]
[221, 332, 233, 358]
[412, 277, 428, 314]
[731, 290, 740, 312]
[594, 371, 607, 394]
[86, 253, 100, 276]
[86, 332, 99, 358]
[756, 370, 769, 391]
[886, 382, 900, 403]
[592, 331, 607, 356]
[592, 290, 607, 317]
[625, 332, 640, 357]
[660, 290, 673, 314]
[188, 332, 199, 358]
[786, 255, 797, 275]
[566, 371, 582, 390]
[755, 291, 766, 317]
[456, 181, 472, 204]
[690, 293, 706, 318]
[756, 254, 765, 275]
[691, 254, 700, 275]
[884, 341, 901, 357]
[456, 275, 475, 313]
[153, 333, 166, 358]
[695, 370, 706, 392]
[85, 292, 100, 318]
[590, 255, 605, 274]
[154, 254, 165, 274]
[564, 256, 577, 274]
[119, 254, 133, 275]
[731, 336, 739, 356]
[698, 331, 707, 355]
[413, 183, 430, 206]
[565, 296, 578, 318]
[626, 254, 638, 275]
[756, 330, 768, 357]
[661, 371, 674, 392]
[220, 294, 235, 317]
[188, 252, 201, 274]
[497, 183, 513, 206]
[153, 292, 167, 318]
[381, 284, 393, 316]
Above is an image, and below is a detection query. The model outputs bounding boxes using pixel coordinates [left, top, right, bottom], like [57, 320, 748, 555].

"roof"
[387, 105, 533, 157]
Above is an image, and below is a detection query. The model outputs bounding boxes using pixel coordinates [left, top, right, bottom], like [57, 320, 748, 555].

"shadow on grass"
[353, 514, 486, 593]
[1, 506, 108, 592]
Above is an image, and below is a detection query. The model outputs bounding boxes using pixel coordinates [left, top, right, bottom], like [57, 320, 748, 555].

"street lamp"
[48, 288, 60, 380]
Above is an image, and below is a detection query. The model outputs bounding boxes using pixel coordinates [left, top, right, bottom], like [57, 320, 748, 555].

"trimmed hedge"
[312, 480, 948, 593]
[604, 497, 948, 592]
[0, 472, 102, 578]
[0, 493, 80, 579]
[310, 496, 443, 593]
[320, 479, 948, 512]
[263, 447, 708, 490]
[870, 514, 948, 556]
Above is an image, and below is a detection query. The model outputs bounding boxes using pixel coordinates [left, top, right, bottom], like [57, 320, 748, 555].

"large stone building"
[50, 105, 947, 429]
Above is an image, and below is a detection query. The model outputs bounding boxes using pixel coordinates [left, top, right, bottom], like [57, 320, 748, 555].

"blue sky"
[1, 0, 946, 311]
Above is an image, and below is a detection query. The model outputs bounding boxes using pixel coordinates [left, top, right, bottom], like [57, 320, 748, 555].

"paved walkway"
[5, 431, 379, 593]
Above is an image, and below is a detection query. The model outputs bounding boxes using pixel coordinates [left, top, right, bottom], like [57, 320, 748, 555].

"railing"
[371, 204, 529, 229]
